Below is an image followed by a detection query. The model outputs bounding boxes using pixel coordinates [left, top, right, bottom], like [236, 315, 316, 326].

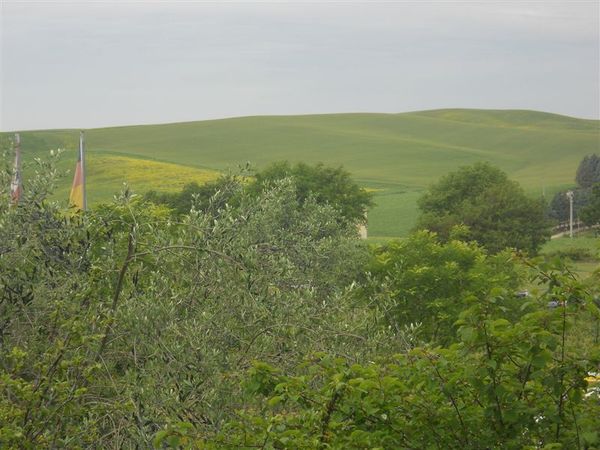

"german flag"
[69, 131, 86, 210]
[10, 133, 23, 205]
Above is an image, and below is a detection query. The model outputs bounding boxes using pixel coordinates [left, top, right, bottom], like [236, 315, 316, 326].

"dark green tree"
[576, 154, 600, 188]
[548, 188, 591, 223]
[145, 162, 373, 226]
[143, 174, 241, 216]
[580, 183, 600, 226]
[415, 162, 551, 254]
[248, 162, 373, 224]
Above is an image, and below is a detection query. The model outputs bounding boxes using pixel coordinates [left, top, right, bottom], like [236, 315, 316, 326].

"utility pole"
[566, 190, 574, 238]
[10, 133, 22, 205]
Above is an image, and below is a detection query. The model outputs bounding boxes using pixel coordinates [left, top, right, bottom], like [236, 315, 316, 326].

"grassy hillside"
[4, 109, 599, 237]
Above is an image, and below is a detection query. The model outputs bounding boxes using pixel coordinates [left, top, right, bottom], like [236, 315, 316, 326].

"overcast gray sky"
[1, 1, 598, 131]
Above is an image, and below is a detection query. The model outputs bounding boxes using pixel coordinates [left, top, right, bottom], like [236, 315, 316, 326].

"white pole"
[566, 191, 573, 238]
[80, 131, 87, 211]
[10, 133, 22, 205]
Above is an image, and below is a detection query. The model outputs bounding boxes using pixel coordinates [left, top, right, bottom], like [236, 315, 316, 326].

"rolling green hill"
[4, 109, 599, 237]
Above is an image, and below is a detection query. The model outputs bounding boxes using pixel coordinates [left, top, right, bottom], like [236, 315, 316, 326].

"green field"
[541, 232, 600, 257]
[5, 109, 599, 237]
[541, 230, 600, 279]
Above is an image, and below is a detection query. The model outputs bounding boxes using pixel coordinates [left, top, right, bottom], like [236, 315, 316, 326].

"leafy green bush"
[364, 231, 523, 345]
[415, 162, 551, 254]
[200, 264, 600, 449]
[1, 153, 372, 447]
[248, 161, 374, 225]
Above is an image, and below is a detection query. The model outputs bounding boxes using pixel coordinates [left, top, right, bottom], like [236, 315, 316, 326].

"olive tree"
[1, 154, 378, 447]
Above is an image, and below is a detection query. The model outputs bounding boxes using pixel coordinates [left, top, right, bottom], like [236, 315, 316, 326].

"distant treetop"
[415, 162, 551, 254]
[576, 154, 600, 188]
[248, 161, 374, 225]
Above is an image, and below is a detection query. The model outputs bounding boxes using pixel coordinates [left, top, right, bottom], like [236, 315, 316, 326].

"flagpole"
[80, 131, 87, 211]
[10, 133, 22, 205]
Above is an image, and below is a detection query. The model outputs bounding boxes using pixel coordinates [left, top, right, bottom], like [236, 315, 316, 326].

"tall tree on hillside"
[248, 161, 374, 225]
[144, 162, 374, 226]
[547, 154, 600, 224]
[576, 154, 600, 188]
[580, 183, 600, 226]
[415, 162, 551, 253]
[548, 188, 591, 223]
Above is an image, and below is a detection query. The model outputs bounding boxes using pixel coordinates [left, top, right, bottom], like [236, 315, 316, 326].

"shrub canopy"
[415, 162, 551, 253]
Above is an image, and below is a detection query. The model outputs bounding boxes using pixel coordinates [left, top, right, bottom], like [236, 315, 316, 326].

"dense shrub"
[415, 163, 551, 254]
[1, 157, 372, 446]
[364, 231, 523, 345]
[158, 263, 600, 449]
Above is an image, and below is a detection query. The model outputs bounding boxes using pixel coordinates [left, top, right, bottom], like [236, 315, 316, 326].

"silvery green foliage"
[0, 151, 103, 447]
[0, 167, 383, 447]
[0, 158, 411, 447]
[105, 179, 375, 442]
